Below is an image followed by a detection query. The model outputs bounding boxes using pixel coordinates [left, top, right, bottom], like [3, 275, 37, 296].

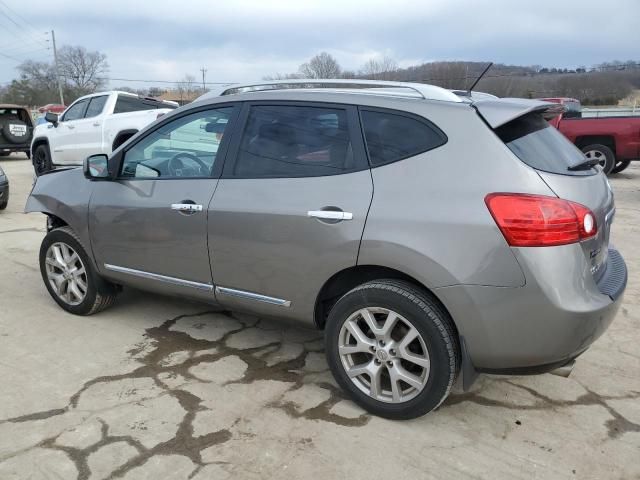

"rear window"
[113, 95, 176, 114]
[360, 109, 447, 167]
[495, 113, 595, 176]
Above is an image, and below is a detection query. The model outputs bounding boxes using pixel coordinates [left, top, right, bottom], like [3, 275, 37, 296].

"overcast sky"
[1, 0, 639, 88]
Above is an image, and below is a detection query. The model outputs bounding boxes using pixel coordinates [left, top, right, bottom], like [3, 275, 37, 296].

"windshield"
[495, 112, 595, 176]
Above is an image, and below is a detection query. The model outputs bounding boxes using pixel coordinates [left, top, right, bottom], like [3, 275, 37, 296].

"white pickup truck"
[31, 91, 178, 175]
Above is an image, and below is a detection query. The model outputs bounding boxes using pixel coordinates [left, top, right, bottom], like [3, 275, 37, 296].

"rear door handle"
[93, 122, 101, 127]
[67, 125, 75, 129]
[307, 210, 353, 221]
[171, 203, 203, 214]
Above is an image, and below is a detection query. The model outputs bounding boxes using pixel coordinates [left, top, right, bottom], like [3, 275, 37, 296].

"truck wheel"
[611, 160, 631, 174]
[39, 226, 118, 315]
[33, 144, 52, 176]
[325, 279, 460, 419]
[581, 144, 615, 175]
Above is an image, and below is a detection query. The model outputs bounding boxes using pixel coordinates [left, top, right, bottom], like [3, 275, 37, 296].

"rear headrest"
[258, 123, 297, 144]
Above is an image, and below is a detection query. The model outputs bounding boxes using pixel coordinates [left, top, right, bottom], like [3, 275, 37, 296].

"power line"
[0, 0, 48, 48]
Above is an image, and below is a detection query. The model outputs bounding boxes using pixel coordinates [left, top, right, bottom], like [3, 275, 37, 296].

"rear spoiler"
[472, 98, 565, 129]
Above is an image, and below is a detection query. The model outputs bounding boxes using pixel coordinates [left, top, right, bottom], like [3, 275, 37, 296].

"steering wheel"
[167, 152, 209, 177]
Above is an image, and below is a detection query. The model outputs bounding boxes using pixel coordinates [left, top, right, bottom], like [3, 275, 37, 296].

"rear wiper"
[568, 158, 600, 171]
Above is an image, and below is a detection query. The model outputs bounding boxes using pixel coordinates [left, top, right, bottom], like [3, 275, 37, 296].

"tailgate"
[537, 171, 615, 282]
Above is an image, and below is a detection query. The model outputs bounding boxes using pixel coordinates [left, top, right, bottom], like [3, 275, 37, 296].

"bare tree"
[58, 45, 109, 96]
[262, 72, 303, 80]
[175, 74, 198, 102]
[298, 52, 341, 79]
[359, 56, 398, 80]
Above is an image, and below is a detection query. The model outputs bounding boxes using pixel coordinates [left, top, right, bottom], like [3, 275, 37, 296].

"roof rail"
[197, 79, 463, 103]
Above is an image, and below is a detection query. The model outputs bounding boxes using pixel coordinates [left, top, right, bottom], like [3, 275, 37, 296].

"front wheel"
[33, 144, 52, 176]
[325, 279, 460, 419]
[39, 226, 118, 315]
[581, 144, 616, 175]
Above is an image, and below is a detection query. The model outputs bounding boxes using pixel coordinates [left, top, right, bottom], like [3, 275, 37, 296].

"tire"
[581, 144, 616, 175]
[0, 200, 7, 210]
[0, 152, 9, 157]
[325, 279, 460, 419]
[39, 226, 118, 315]
[0, 119, 29, 143]
[611, 160, 631, 174]
[33, 144, 52, 176]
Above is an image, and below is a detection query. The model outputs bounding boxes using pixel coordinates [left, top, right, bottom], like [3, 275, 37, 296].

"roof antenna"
[467, 62, 493, 93]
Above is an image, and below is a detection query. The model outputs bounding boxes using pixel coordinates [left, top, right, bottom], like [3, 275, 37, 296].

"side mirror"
[84, 154, 111, 180]
[45, 112, 59, 126]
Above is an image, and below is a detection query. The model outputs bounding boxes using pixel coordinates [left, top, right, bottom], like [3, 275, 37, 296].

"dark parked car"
[26, 80, 627, 419]
[0, 164, 8, 210]
[0, 104, 33, 158]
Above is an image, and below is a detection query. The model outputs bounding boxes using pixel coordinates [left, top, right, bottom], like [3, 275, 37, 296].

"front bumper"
[435, 245, 627, 371]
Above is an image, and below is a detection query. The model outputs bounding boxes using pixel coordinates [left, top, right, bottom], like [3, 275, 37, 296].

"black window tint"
[495, 113, 594, 176]
[114, 95, 176, 114]
[360, 110, 446, 166]
[62, 100, 88, 121]
[84, 96, 108, 118]
[234, 105, 354, 178]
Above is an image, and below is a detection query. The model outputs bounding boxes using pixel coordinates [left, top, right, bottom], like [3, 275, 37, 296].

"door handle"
[308, 210, 353, 221]
[67, 125, 75, 129]
[93, 122, 101, 127]
[171, 203, 203, 214]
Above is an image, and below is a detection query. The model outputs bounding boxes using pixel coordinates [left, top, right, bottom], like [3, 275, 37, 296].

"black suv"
[0, 104, 33, 158]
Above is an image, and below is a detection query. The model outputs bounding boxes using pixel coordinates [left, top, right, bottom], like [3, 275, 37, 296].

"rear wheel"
[33, 144, 52, 176]
[581, 144, 615, 175]
[611, 160, 631, 174]
[39, 227, 118, 315]
[325, 279, 460, 419]
[0, 152, 9, 157]
[0, 200, 7, 210]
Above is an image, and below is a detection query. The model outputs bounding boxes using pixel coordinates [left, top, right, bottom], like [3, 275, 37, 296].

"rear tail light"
[485, 193, 597, 247]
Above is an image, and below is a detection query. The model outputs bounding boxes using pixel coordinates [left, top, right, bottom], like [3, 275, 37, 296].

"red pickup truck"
[541, 97, 640, 174]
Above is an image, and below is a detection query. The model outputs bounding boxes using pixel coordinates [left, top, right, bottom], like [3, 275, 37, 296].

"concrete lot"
[0, 154, 639, 480]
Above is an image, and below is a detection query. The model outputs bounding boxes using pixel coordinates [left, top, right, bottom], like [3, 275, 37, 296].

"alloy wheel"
[583, 149, 606, 168]
[338, 307, 430, 403]
[44, 242, 88, 305]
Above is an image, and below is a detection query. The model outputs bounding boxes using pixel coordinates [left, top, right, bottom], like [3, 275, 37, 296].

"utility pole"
[51, 30, 64, 105]
[200, 67, 207, 92]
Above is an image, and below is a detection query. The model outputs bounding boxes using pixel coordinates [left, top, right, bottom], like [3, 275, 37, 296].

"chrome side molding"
[215, 286, 291, 307]
[103, 264, 213, 291]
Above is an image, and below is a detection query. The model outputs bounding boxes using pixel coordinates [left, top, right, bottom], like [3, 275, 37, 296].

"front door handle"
[93, 122, 101, 127]
[308, 210, 353, 221]
[171, 203, 203, 214]
[67, 125, 75, 129]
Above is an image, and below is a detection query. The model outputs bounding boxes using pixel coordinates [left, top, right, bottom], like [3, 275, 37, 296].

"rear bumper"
[435, 245, 626, 371]
[0, 143, 30, 153]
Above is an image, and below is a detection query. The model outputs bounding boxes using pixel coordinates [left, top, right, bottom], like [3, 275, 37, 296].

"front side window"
[84, 96, 108, 118]
[120, 107, 232, 179]
[233, 105, 354, 178]
[62, 100, 89, 122]
[360, 109, 447, 166]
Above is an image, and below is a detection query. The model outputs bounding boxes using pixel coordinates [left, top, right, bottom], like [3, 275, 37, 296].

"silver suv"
[26, 80, 627, 419]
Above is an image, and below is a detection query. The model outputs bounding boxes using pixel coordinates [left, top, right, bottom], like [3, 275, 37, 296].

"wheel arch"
[575, 135, 616, 154]
[112, 129, 138, 151]
[31, 136, 50, 157]
[314, 264, 457, 333]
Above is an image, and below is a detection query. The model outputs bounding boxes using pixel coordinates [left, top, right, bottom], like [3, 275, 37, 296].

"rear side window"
[495, 113, 594, 176]
[84, 96, 108, 118]
[114, 95, 176, 114]
[360, 109, 447, 166]
[233, 105, 355, 178]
